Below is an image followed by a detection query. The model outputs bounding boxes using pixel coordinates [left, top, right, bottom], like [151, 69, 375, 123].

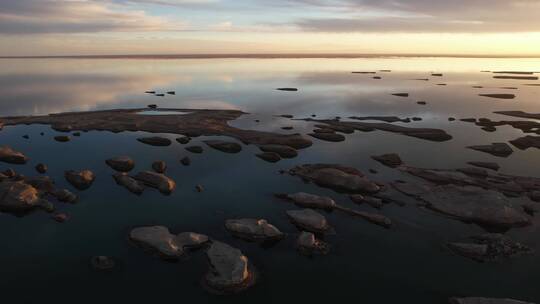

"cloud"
[290, 0, 540, 33]
[0, 0, 186, 34]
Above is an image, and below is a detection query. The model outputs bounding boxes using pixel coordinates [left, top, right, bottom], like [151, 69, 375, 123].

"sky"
[1, 0, 540, 56]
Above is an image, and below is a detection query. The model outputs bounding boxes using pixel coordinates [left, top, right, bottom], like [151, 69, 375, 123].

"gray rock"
[185, 145, 203, 154]
[53, 188, 78, 203]
[297, 231, 329, 255]
[468, 143, 513, 158]
[258, 144, 298, 158]
[282, 192, 337, 210]
[0, 181, 49, 213]
[130, 226, 208, 259]
[371, 153, 403, 168]
[137, 137, 172, 146]
[256, 152, 281, 163]
[204, 140, 242, 153]
[225, 219, 284, 241]
[204, 241, 254, 294]
[309, 132, 346, 142]
[65, 170, 95, 190]
[0, 146, 28, 164]
[286, 209, 330, 233]
[448, 233, 531, 262]
[467, 161, 500, 171]
[289, 164, 380, 194]
[106, 156, 135, 172]
[113, 173, 145, 195]
[349, 194, 384, 209]
[134, 171, 175, 194]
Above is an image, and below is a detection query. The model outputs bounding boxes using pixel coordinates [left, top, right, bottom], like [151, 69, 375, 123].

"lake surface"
[0, 57, 539, 303]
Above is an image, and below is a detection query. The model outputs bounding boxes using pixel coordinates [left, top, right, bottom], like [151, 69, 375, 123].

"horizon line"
[1, 53, 540, 59]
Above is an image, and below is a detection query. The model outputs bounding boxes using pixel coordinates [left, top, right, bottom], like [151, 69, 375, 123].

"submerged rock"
[289, 164, 380, 194]
[297, 231, 329, 255]
[449, 297, 535, 304]
[152, 160, 167, 173]
[185, 145, 203, 154]
[286, 209, 330, 233]
[278, 192, 336, 210]
[349, 194, 384, 209]
[467, 161, 500, 171]
[468, 143, 513, 157]
[35, 163, 48, 174]
[65, 170, 95, 190]
[53, 188, 78, 203]
[180, 156, 191, 166]
[134, 171, 175, 194]
[256, 152, 281, 163]
[53, 212, 69, 223]
[106, 156, 135, 172]
[176, 136, 190, 144]
[309, 132, 345, 142]
[113, 173, 145, 195]
[130, 226, 209, 259]
[0, 146, 29, 164]
[204, 140, 242, 153]
[137, 137, 172, 146]
[91, 256, 115, 271]
[258, 144, 297, 158]
[54, 135, 70, 142]
[204, 241, 255, 294]
[371, 153, 403, 168]
[447, 233, 531, 262]
[225, 219, 284, 241]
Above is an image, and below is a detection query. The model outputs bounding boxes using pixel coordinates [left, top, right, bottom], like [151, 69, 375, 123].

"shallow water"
[0, 57, 540, 303]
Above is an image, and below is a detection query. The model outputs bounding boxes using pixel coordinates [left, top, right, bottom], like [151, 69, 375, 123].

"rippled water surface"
[1, 57, 540, 303]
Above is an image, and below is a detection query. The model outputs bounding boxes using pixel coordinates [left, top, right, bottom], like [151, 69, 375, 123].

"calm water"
[1, 57, 540, 303]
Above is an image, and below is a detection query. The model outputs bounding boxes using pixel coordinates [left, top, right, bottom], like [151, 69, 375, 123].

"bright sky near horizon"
[1, 0, 540, 56]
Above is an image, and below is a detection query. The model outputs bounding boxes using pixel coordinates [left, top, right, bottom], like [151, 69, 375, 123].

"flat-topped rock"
[448, 233, 531, 262]
[204, 140, 242, 153]
[371, 153, 403, 168]
[289, 164, 380, 194]
[65, 170, 95, 190]
[137, 136, 172, 146]
[258, 144, 298, 158]
[256, 152, 281, 163]
[185, 145, 203, 154]
[134, 171, 175, 194]
[479, 94, 516, 99]
[106, 156, 135, 172]
[297, 231, 329, 255]
[0, 146, 28, 164]
[225, 219, 284, 241]
[467, 161, 500, 171]
[204, 241, 254, 294]
[286, 209, 330, 233]
[398, 183, 531, 230]
[279, 192, 337, 210]
[468, 143, 513, 157]
[113, 173, 144, 195]
[308, 132, 345, 142]
[130, 226, 209, 259]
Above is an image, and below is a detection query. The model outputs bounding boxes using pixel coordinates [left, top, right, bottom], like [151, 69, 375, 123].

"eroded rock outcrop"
[297, 231, 329, 255]
[286, 209, 330, 233]
[204, 140, 242, 153]
[65, 170, 95, 190]
[204, 241, 255, 294]
[113, 173, 145, 194]
[447, 233, 531, 262]
[106, 156, 135, 172]
[0, 146, 28, 164]
[133, 171, 175, 194]
[129, 226, 209, 259]
[225, 219, 284, 241]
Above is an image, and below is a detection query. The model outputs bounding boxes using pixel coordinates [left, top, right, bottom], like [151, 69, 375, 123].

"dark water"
[1, 57, 540, 303]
